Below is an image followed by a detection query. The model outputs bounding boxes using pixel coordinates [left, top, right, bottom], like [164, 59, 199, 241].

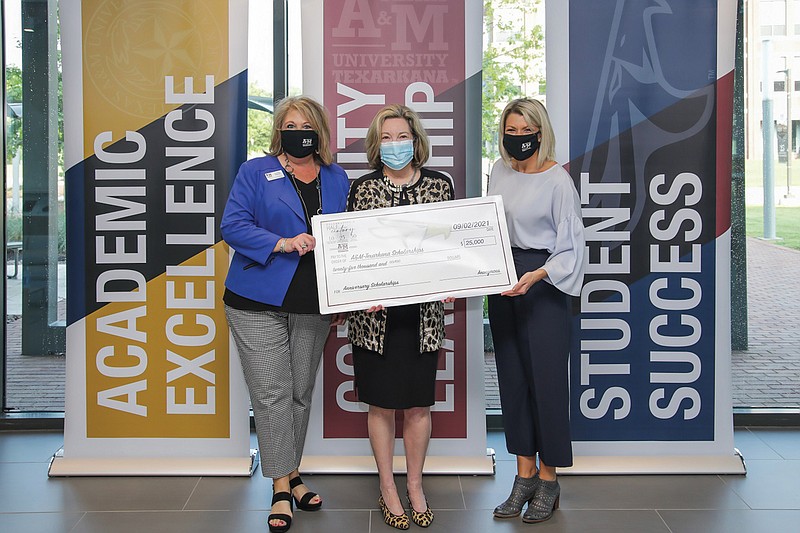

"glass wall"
[735, 0, 800, 409]
[480, 0, 546, 410]
[3, 0, 799, 416]
[4, 0, 65, 412]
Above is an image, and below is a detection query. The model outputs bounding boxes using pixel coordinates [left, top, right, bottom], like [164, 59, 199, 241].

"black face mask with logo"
[502, 132, 540, 161]
[281, 129, 319, 158]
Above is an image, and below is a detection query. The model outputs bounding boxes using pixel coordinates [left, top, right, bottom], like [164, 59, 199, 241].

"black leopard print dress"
[346, 168, 454, 409]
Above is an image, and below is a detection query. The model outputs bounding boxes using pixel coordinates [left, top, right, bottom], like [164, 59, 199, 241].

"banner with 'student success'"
[548, 0, 743, 472]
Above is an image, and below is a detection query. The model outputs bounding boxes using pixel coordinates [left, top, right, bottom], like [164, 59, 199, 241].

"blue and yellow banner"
[54, 0, 251, 475]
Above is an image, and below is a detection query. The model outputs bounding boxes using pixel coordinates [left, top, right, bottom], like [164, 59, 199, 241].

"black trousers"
[488, 248, 574, 467]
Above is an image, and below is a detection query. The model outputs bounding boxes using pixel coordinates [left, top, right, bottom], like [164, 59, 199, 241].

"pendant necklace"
[383, 168, 418, 206]
[284, 155, 322, 228]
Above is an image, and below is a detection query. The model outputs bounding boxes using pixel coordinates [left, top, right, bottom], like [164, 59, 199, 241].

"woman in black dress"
[347, 104, 453, 530]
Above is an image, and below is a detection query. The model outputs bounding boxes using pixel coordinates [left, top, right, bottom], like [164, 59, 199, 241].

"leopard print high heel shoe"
[406, 492, 434, 527]
[378, 494, 410, 530]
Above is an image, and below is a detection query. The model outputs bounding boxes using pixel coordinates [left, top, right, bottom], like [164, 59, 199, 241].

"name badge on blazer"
[265, 170, 285, 181]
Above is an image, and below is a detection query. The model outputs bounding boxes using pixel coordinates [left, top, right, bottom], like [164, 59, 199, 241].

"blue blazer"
[221, 155, 350, 306]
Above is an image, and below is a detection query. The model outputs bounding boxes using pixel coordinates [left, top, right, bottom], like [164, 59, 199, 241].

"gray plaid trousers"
[225, 306, 330, 478]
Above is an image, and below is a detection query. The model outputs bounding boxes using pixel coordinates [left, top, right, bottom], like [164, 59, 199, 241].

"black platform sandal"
[289, 475, 322, 511]
[268, 491, 293, 533]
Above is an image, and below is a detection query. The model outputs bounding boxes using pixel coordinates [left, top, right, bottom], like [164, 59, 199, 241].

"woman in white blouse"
[487, 98, 585, 524]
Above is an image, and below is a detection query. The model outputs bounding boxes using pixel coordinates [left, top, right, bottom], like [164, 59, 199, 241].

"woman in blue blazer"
[221, 96, 349, 533]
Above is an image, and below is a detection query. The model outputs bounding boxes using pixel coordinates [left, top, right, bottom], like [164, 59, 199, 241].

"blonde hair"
[498, 98, 555, 168]
[268, 96, 334, 166]
[365, 104, 430, 170]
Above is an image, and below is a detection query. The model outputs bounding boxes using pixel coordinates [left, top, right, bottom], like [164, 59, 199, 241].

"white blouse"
[488, 160, 586, 297]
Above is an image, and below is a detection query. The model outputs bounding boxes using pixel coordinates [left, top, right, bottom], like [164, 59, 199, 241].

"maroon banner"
[320, 0, 469, 439]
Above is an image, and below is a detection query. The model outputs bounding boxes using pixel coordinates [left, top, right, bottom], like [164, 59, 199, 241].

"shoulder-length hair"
[365, 104, 430, 170]
[268, 95, 334, 166]
[498, 98, 555, 168]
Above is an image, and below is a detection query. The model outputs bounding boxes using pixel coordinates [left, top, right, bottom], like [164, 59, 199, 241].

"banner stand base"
[300, 448, 496, 475]
[560, 450, 746, 475]
[47, 448, 259, 477]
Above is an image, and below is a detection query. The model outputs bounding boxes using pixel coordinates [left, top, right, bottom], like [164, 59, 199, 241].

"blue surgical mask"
[380, 140, 414, 170]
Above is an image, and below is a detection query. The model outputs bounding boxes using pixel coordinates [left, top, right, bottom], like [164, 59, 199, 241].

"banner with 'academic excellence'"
[52, 0, 251, 476]
[548, 0, 743, 472]
[301, 0, 490, 472]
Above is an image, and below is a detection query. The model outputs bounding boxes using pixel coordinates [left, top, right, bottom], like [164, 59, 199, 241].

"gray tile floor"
[1, 428, 799, 532]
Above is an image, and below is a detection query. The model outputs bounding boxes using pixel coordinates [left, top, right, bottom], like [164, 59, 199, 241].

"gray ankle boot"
[522, 477, 560, 523]
[493, 475, 539, 519]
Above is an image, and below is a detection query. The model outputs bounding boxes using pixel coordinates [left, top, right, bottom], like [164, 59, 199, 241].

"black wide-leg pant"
[488, 248, 574, 467]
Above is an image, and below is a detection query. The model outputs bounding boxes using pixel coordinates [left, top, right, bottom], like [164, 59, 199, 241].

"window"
[3, 0, 797, 421]
[3, 0, 65, 412]
[739, 0, 800, 410]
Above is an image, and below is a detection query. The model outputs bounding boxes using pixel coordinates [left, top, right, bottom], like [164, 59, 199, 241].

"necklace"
[382, 168, 418, 193]
[284, 155, 322, 227]
[383, 169, 419, 207]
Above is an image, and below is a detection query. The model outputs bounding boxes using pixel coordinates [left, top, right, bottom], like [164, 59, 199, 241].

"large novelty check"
[312, 196, 518, 314]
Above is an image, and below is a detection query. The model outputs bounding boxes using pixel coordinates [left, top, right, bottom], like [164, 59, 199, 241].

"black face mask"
[502, 132, 540, 161]
[281, 129, 319, 158]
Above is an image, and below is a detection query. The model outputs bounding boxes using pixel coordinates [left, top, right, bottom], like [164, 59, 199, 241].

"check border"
[312, 196, 518, 314]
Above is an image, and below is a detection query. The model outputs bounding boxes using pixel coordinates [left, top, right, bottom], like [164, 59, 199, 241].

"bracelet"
[279, 238, 286, 254]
